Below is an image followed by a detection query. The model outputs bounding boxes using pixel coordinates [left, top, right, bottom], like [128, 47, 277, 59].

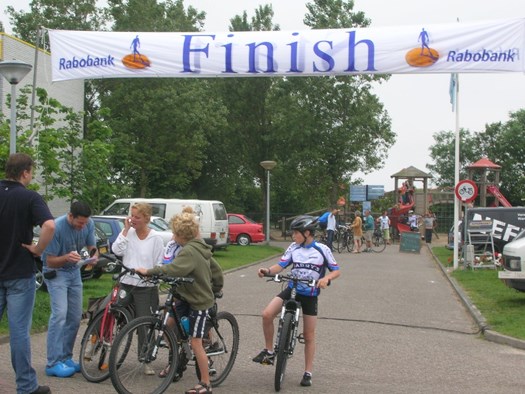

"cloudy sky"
[3, 0, 525, 191]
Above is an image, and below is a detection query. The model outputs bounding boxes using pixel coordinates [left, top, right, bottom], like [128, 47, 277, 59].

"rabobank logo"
[405, 28, 439, 68]
[122, 35, 151, 69]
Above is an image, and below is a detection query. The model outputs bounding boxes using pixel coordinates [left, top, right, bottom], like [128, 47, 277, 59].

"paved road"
[2, 240, 525, 393]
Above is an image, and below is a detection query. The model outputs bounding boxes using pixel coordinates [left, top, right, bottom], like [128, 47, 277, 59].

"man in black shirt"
[0, 153, 55, 394]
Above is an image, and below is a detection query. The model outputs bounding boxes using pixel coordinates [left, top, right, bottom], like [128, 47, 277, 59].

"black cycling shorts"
[277, 287, 318, 316]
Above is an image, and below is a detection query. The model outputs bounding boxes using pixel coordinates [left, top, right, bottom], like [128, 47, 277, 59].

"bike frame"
[266, 273, 317, 392]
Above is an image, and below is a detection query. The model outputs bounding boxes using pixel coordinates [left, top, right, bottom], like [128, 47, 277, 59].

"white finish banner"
[49, 18, 525, 81]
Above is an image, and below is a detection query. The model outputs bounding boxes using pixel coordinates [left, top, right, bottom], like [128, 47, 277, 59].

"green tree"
[7, 0, 104, 49]
[267, 0, 394, 210]
[0, 87, 116, 210]
[427, 128, 477, 188]
[427, 109, 525, 206]
[99, 0, 228, 198]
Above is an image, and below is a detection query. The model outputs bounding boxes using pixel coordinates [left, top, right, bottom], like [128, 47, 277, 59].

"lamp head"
[260, 160, 277, 171]
[0, 60, 32, 85]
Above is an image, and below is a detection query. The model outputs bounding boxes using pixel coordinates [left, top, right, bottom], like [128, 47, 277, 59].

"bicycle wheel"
[109, 316, 178, 394]
[371, 234, 386, 252]
[195, 311, 240, 386]
[274, 312, 294, 392]
[80, 306, 131, 383]
[346, 234, 355, 252]
[333, 231, 342, 253]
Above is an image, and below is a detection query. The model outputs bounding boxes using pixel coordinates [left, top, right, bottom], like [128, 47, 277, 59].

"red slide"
[389, 200, 415, 234]
[487, 185, 512, 207]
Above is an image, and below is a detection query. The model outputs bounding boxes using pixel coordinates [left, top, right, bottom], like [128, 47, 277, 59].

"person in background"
[424, 211, 436, 243]
[0, 153, 55, 394]
[377, 211, 391, 245]
[43, 201, 98, 378]
[317, 210, 330, 231]
[111, 202, 165, 375]
[136, 209, 224, 394]
[252, 215, 340, 387]
[363, 210, 375, 252]
[351, 210, 363, 253]
[326, 207, 339, 252]
[408, 210, 420, 231]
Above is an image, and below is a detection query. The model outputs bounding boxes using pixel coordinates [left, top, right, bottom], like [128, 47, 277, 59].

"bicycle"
[79, 256, 138, 383]
[263, 273, 319, 392]
[108, 274, 239, 394]
[336, 225, 354, 253]
[370, 226, 387, 253]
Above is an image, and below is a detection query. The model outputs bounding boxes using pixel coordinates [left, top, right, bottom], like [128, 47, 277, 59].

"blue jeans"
[45, 268, 83, 368]
[327, 229, 335, 251]
[0, 276, 40, 394]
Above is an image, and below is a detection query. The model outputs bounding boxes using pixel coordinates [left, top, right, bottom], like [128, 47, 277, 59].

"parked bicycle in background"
[80, 256, 139, 383]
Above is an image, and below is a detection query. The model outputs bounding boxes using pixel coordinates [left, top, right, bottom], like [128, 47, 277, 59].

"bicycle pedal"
[297, 333, 306, 344]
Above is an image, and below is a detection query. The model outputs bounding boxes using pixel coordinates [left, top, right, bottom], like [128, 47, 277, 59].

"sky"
[2, 0, 525, 192]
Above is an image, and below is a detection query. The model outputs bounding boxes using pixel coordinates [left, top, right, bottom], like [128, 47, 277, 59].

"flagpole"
[453, 73, 460, 270]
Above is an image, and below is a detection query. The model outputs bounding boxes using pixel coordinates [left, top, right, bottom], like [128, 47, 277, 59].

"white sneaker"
[143, 363, 155, 375]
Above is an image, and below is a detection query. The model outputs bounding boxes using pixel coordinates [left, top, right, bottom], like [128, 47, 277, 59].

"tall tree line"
[6, 0, 395, 217]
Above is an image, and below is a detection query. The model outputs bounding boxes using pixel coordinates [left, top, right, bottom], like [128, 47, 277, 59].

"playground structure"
[389, 166, 432, 236]
[386, 158, 511, 239]
[466, 157, 511, 207]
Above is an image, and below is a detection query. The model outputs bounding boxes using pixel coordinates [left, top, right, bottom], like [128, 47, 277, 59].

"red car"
[228, 213, 265, 246]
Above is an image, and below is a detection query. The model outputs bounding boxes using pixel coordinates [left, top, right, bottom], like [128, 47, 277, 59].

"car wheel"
[34, 259, 47, 292]
[236, 234, 251, 246]
[92, 269, 104, 279]
[104, 260, 118, 273]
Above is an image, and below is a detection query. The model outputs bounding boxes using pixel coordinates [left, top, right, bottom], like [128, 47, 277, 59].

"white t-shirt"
[327, 213, 337, 231]
[379, 215, 390, 230]
[112, 228, 164, 287]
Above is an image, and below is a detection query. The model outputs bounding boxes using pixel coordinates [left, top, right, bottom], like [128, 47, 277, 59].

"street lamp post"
[260, 160, 277, 244]
[0, 60, 33, 154]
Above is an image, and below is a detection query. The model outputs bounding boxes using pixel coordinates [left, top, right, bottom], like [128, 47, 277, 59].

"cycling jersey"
[277, 241, 340, 296]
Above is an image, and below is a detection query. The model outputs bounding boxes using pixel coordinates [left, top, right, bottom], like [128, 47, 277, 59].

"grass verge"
[433, 246, 525, 340]
[0, 244, 283, 336]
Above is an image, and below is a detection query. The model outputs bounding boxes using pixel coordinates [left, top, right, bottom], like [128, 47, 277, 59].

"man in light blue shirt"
[43, 201, 98, 378]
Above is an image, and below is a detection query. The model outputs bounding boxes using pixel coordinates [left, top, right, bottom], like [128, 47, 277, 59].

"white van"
[101, 198, 229, 249]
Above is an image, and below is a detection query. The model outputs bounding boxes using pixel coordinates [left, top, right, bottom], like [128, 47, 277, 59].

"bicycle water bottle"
[181, 316, 190, 335]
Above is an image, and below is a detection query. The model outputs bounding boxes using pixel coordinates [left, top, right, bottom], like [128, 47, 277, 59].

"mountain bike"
[79, 257, 139, 383]
[108, 274, 239, 394]
[264, 273, 319, 392]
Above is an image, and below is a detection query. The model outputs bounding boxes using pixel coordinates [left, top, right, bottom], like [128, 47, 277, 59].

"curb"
[428, 243, 525, 350]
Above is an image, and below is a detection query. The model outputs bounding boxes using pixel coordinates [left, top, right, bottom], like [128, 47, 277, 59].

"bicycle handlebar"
[263, 273, 317, 288]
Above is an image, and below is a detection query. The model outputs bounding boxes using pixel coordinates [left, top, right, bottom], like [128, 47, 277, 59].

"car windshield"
[514, 229, 525, 241]
[151, 217, 170, 231]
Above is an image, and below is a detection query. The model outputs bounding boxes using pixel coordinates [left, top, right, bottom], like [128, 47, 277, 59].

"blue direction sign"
[349, 185, 367, 202]
[367, 185, 385, 200]
[350, 185, 385, 202]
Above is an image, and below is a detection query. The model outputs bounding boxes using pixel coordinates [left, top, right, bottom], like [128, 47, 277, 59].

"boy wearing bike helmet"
[253, 215, 340, 387]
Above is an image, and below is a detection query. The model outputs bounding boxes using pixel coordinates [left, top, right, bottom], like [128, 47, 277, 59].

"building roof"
[390, 166, 432, 179]
[467, 157, 501, 169]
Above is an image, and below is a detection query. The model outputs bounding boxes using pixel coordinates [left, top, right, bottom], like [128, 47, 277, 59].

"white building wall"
[1, 33, 85, 216]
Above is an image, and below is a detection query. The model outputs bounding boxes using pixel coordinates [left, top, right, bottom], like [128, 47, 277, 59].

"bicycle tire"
[371, 235, 386, 252]
[109, 316, 179, 394]
[346, 234, 355, 252]
[334, 231, 342, 253]
[80, 306, 132, 383]
[195, 311, 240, 386]
[274, 312, 294, 392]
